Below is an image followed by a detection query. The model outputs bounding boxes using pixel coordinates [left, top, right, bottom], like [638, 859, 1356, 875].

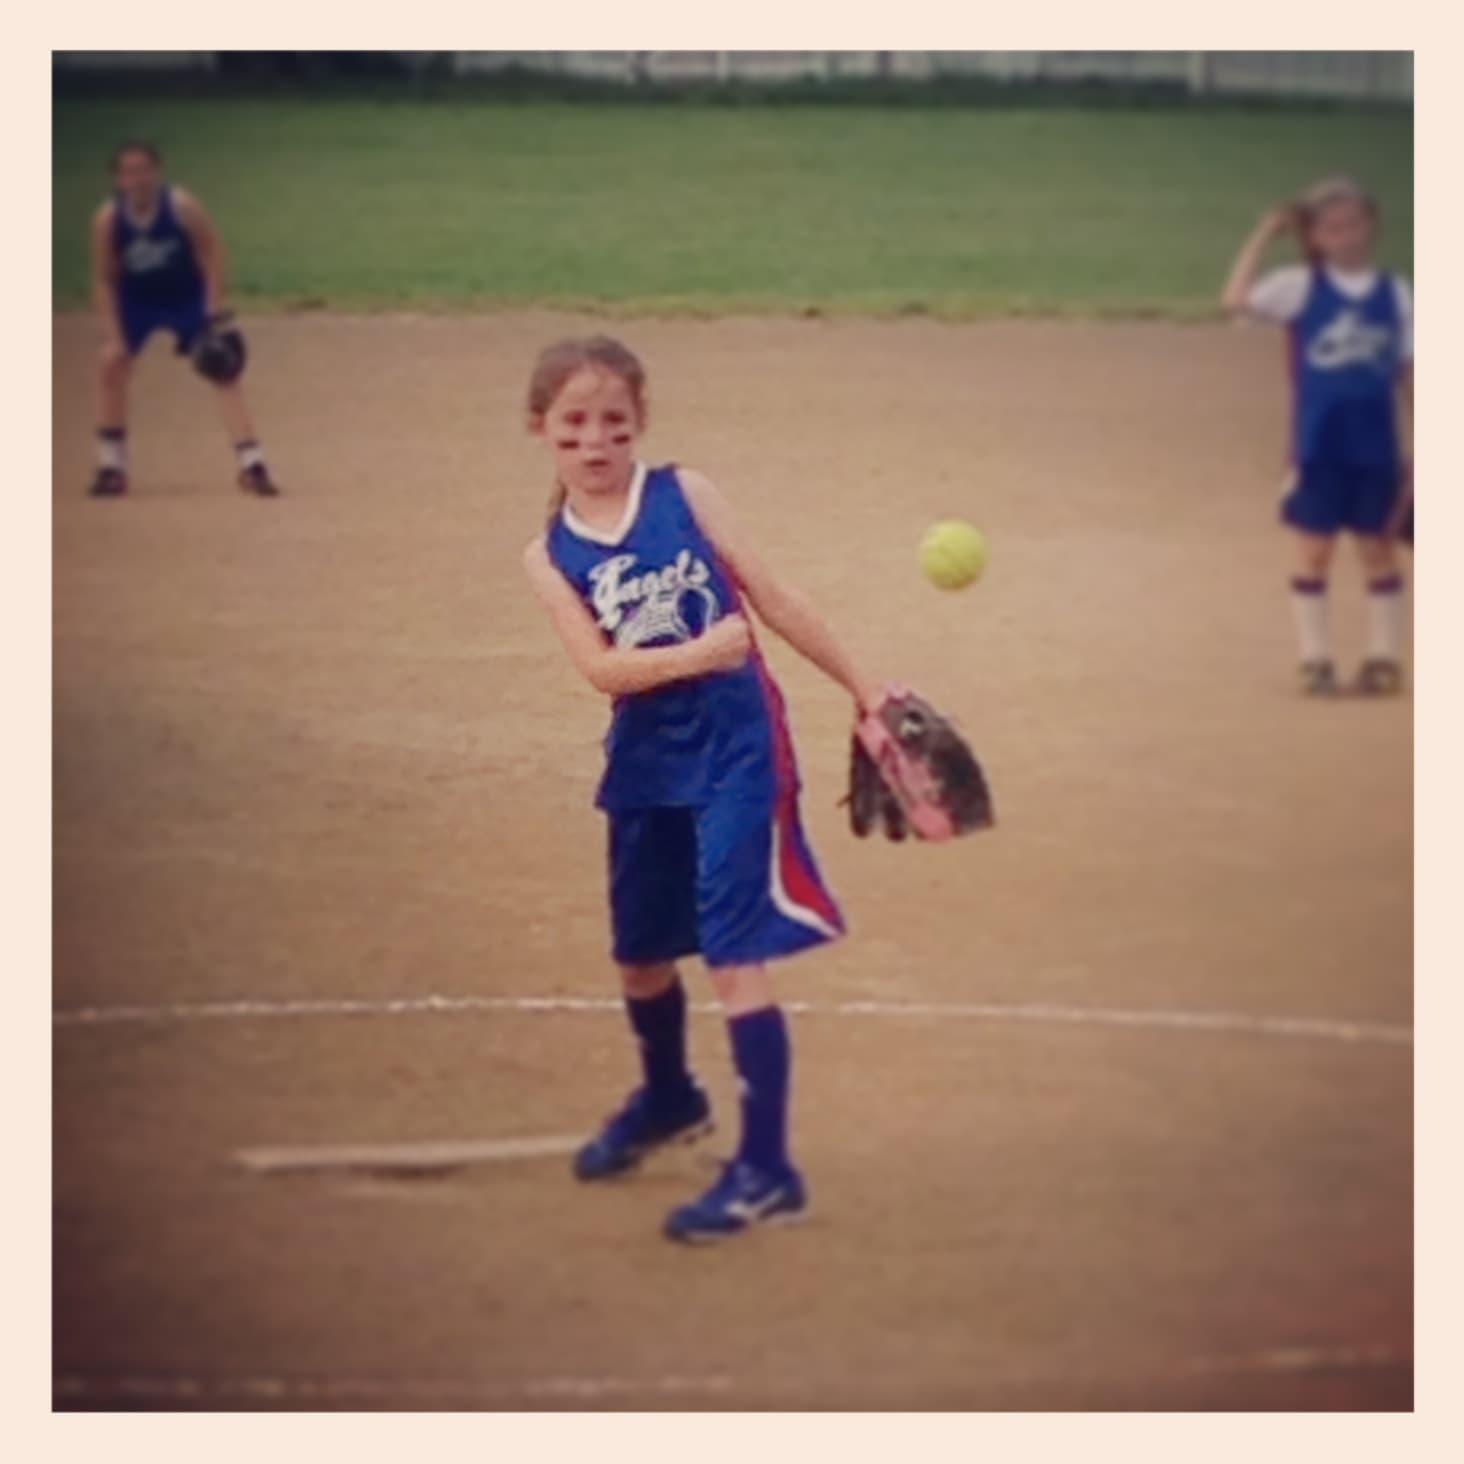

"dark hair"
[527, 337, 649, 525]
[110, 139, 162, 173]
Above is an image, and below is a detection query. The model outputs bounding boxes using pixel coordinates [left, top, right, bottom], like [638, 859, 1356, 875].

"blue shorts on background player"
[523, 337, 884, 1244]
[87, 140, 280, 499]
[1222, 176, 1413, 698]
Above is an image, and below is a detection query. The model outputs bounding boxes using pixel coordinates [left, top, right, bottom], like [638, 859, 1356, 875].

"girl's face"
[1307, 197, 1377, 269]
[113, 150, 162, 212]
[535, 366, 642, 497]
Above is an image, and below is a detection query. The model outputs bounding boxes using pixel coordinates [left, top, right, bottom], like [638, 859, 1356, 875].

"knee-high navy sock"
[729, 1006, 792, 1176]
[626, 980, 690, 1101]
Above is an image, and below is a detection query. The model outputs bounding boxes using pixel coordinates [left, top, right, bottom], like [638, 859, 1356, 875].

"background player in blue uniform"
[1222, 176, 1413, 695]
[522, 337, 881, 1244]
[88, 140, 279, 498]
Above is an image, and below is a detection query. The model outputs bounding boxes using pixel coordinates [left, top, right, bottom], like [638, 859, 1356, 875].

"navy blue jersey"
[112, 185, 204, 310]
[545, 463, 800, 813]
[1289, 267, 1405, 469]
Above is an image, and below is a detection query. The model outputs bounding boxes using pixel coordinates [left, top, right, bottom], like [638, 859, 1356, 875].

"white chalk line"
[51, 990, 1412, 1047]
[51, 1371, 734, 1405]
[52, 1345, 1408, 1407]
[1181, 1343, 1405, 1377]
[235, 1134, 583, 1174]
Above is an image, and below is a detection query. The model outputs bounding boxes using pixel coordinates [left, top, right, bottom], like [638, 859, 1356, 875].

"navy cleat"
[573, 1084, 712, 1181]
[238, 464, 281, 498]
[663, 1160, 808, 1244]
[88, 467, 128, 498]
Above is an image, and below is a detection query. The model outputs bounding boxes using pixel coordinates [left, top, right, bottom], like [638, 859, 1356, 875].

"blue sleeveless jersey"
[545, 463, 799, 813]
[112, 185, 204, 309]
[1289, 268, 1404, 469]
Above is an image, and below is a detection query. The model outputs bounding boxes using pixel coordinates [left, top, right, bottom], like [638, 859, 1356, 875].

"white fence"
[55, 52, 220, 72]
[53, 52, 1413, 102]
[454, 50, 1413, 101]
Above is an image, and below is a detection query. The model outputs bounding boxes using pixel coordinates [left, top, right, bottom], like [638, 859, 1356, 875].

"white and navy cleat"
[663, 1159, 808, 1244]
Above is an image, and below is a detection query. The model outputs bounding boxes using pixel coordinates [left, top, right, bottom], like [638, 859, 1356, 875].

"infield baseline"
[51, 991, 1411, 1047]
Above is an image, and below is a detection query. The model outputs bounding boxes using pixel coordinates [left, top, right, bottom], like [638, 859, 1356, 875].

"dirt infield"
[52, 312, 1412, 1411]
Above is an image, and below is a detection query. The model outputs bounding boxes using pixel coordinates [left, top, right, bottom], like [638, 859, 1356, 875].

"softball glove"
[847, 688, 994, 842]
[191, 311, 248, 384]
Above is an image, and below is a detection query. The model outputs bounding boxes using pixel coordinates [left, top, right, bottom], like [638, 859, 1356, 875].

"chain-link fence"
[449, 50, 1413, 101]
[53, 51, 1414, 102]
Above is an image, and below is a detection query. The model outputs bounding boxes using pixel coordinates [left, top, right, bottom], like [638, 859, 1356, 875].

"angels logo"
[1306, 309, 1395, 372]
[588, 549, 722, 649]
[124, 236, 181, 274]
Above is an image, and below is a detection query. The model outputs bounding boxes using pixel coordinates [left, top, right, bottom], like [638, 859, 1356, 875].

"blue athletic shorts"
[120, 292, 207, 357]
[608, 794, 845, 969]
[1281, 462, 1404, 537]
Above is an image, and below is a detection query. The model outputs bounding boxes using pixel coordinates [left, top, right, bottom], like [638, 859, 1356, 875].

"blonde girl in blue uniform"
[1222, 176, 1413, 695]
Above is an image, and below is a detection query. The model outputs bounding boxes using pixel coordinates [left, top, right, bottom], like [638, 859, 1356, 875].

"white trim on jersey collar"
[561, 461, 648, 547]
[119, 195, 164, 231]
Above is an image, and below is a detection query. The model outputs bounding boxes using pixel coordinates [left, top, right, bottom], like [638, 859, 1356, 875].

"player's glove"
[846, 688, 994, 842]
[191, 311, 248, 384]
[848, 734, 908, 841]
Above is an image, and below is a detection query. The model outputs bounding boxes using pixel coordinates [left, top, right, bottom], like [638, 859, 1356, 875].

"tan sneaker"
[1299, 659, 1339, 697]
[1354, 658, 1403, 696]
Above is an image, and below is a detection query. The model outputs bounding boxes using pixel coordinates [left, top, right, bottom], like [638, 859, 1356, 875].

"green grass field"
[52, 98, 1413, 317]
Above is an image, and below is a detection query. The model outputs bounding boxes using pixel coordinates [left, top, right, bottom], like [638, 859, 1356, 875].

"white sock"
[96, 429, 126, 471]
[1367, 575, 1406, 661]
[235, 440, 265, 471]
[1290, 577, 1330, 662]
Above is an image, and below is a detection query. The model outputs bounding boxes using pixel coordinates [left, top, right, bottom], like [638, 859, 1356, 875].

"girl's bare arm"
[523, 537, 750, 697]
[90, 203, 122, 347]
[1221, 205, 1298, 314]
[679, 468, 882, 712]
[173, 188, 228, 314]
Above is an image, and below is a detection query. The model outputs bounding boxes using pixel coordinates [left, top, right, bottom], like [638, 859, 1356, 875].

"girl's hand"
[699, 614, 753, 672]
[1262, 202, 1303, 238]
[1387, 461, 1414, 539]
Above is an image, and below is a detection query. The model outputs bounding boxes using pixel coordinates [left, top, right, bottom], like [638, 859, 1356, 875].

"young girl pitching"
[1222, 176, 1413, 696]
[522, 337, 879, 1244]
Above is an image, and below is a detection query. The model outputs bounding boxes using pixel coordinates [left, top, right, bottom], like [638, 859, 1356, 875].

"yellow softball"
[919, 520, 988, 591]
